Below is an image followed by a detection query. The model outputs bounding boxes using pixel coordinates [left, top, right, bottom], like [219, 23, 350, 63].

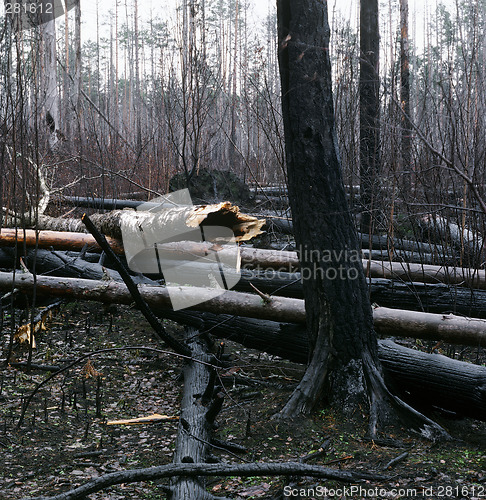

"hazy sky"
[78, 0, 456, 48]
[0, 0, 458, 50]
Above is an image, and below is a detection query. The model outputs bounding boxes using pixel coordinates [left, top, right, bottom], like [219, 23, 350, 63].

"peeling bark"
[3, 203, 265, 243]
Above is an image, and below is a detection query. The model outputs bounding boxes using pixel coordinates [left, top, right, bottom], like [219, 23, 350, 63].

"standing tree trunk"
[40, 15, 60, 151]
[73, 0, 82, 149]
[133, 0, 142, 154]
[359, 0, 380, 234]
[276, 0, 447, 440]
[400, 0, 411, 196]
[62, 0, 71, 143]
[229, 0, 239, 170]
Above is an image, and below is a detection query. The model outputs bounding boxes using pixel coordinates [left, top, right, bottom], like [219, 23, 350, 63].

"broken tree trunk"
[165, 311, 486, 421]
[3, 202, 265, 242]
[3, 271, 486, 346]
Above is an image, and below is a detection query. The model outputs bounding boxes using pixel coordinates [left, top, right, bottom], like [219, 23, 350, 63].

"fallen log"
[379, 339, 486, 420]
[257, 215, 455, 259]
[3, 271, 486, 346]
[0, 228, 124, 255]
[0, 272, 307, 324]
[51, 197, 457, 259]
[362, 248, 457, 266]
[240, 247, 486, 290]
[373, 307, 486, 346]
[0, 248, 152, 284]
[236, 268, 486, 318]
[358, 232, 447, 256]
[4, 231, 486, 291]
[421, 214, 484, 260]
[59, 196, 149, 210]
[165, 311, 486, 421]
[368, 279, 486, 319]
[171, 327, 223, 499]
[4, 202, 265, 242]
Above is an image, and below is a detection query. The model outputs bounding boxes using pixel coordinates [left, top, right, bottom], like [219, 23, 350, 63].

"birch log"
[3, 202, 265, 242]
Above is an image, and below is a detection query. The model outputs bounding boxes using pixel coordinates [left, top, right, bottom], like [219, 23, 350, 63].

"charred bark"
[276, 0, 448, 440]
[359, 0, 380, 233]
[278, 0, 375, 417]
[170, 327, 224, 499]
[167, 311, 486, 422]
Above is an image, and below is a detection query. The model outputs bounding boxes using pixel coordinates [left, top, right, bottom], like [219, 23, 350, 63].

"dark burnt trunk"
[359, 0, 380, 233]
[277, 0, 448, 439]
[167, 312, 486, 422]
[277, 0, 382, 417]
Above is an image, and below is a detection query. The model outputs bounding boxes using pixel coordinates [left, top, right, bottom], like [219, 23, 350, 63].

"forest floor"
[1, 301, 486, 500]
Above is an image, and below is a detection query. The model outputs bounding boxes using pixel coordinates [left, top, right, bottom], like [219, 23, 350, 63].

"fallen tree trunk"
[378, 339, 486, 420]
[3, 271, 486, 346]
[259, 215, 454, 257]
[0, 228, 124, 254]
[164, 311, 486, 421]
[240, 246, 486, 290]
[3, 203, 265, 242]
[358, 232, 447, 255]
[58, 196, 149, 210]
[0, 271, 306, 324]
[10, 249, 486, 319]
[362, 248, 457, 266]
[25, 461, 385, 500]
[373, 306, 486, 346]
[170, 327, 224, 499]
[421, 214, 484, 261]
[368, 279, 486, 319]
[4, 231, 486, 290]
[0, 248, 152, 284]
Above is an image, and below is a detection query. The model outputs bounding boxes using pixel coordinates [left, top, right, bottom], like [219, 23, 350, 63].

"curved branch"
[26, 461, 389, 500]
